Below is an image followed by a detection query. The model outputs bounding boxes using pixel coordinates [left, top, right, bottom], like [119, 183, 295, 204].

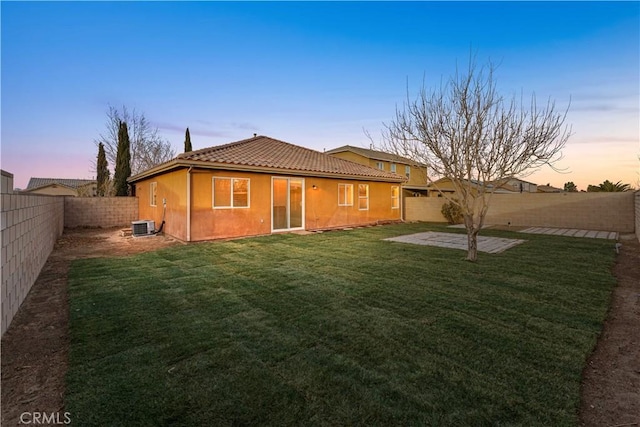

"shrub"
[441, 199, 463, 224]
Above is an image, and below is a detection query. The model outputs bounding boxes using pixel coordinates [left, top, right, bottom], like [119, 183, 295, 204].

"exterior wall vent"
[132, 220, 155, 236]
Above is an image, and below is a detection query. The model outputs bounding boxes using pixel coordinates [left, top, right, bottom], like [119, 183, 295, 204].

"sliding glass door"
[272, 177, 304, 231]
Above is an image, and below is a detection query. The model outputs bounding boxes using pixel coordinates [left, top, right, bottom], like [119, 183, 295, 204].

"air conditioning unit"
[132, 220, 155, 236]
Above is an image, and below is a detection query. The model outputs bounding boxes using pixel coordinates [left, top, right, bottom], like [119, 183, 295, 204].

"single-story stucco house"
[128, 135, 406, 241]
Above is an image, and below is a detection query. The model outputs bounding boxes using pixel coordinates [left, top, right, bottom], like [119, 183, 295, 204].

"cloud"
[230, 121, 259, 131]
[154, 118, 262, 140]
[570, 135, 640, 145]
[192, 128, 231, 138]
[567, 89, 639, 114]
[570, 104, 639, 114]
[154, 121, 229, 138]
[571, 90, 633, 101]
[155, 122, 187, 133]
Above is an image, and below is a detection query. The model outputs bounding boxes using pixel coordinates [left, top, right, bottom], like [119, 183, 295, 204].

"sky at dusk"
[1, 1, 638, 191]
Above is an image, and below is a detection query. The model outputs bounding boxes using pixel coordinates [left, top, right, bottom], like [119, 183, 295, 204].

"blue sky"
[2, 1, 638, 190]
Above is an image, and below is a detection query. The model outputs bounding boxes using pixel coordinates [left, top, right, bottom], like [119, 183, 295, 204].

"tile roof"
[537, 184, 563, 193]
[171, 136, 404, 181]
[26, 177, 96, 190]
[325, 145, 414, 164]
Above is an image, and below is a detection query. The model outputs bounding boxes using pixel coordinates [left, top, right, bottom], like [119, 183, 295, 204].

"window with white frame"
[358, 184, 369, 210]
[405, 165, 411, 179]
[213, 177, 250, 208]
[338, 183, 354, 206]
[376, 162, 384, 170]
[150, 182, 157, 206]
[391, 186, 399, 209]
[390, 163, 397, 173]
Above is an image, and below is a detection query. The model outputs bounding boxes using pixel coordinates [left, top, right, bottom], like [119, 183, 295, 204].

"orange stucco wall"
[190, 170, 272, 241]
[305, 177, 401, 231]
[136, 169, 188, 240]
[134, 167, 402, 242]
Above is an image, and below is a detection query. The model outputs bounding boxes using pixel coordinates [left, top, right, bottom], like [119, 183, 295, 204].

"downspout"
[186, 166, 193, 242]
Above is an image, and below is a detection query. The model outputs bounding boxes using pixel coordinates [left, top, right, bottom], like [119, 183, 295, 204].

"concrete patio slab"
[519, 227, 619, 240]
[384, 232, 526, 254]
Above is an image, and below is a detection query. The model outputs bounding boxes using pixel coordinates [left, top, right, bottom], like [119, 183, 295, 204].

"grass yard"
[65, 223, 617, 426]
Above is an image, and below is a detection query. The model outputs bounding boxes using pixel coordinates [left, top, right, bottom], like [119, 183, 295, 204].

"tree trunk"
[463, 214, 479, 262]
[466, 229, 479, 262]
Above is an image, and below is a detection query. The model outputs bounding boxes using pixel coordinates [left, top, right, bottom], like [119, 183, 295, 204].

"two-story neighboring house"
[325, 146, 428, 197]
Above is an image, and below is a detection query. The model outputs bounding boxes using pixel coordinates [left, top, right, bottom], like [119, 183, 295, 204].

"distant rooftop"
[325, 145, 415, 164]
[26, 177, 96, 190]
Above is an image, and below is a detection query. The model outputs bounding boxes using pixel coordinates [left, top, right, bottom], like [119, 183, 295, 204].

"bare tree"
[377, 59, 571, 261]
[95, 105, 176, 176]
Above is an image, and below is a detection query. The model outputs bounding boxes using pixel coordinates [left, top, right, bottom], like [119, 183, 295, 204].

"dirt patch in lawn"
[1, 227, 181, 427]
[1, 228, 638, 426]
[579, 234, 640, 427]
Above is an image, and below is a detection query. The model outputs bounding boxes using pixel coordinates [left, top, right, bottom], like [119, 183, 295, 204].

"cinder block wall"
[1, 171, 65, 335]
[64, 197, 138, 228]
[406, 192, 636, 233]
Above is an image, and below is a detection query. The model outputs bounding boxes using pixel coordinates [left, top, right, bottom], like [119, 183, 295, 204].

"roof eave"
[128, 159, 185, 183]
[327, 146, 418, 165]
[129, 159, 405, 183]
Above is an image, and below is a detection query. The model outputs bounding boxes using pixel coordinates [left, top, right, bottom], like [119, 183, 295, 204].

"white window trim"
[376, 162, 384, 170]
[391, 186, 400, 209]
[212, 177, 251, 209]
[390, 163, 397, 173]
[150, 182, 157, 207]
[358, 184, 369, 211]
[338, 183, 354, 206]
[405, 165, 411, 179]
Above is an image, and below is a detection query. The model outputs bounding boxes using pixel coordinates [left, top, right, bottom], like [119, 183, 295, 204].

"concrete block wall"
[406, 192, 636, 233]
[1, 171, 65, 335]
[64, 197, 138, 228]
[1, 170, 14, 194]
[405, 196, 448, 224]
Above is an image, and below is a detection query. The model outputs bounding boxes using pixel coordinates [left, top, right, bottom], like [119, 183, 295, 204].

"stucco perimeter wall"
[1, 171, 65, 335]
[64, 197, 138, 228]
[406, 192, 635, 233]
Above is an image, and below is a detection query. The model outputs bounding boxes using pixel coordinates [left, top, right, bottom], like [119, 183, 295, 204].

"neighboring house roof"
[427, 177, 516, 193]
[429, 177, 486, 188]
[129, 135, 406, 183]
[25, 178, 96, 192]
[504, 177, 537, 186]
[325, 145, 415, 164]
[537, 184, 563, 193]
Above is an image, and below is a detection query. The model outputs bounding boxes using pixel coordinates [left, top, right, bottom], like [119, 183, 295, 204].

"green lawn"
[65, 223, 617, 426]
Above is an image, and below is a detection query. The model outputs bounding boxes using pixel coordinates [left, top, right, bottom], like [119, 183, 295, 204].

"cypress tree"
[184, 127, 192, 152]
[96, 142, 110, 196]
[113, 121, 132, 196]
